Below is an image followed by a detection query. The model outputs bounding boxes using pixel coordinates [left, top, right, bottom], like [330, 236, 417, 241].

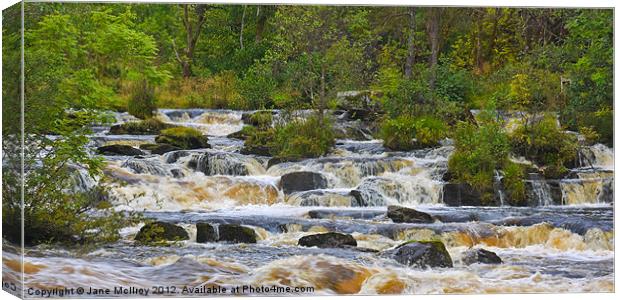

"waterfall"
[578, 144, 614, 170]
[188, 151, 266, 176]
[528, 179, 553, 206]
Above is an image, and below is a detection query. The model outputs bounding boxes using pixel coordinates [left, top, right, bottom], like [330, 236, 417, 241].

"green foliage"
[509, 114, 578, 178]
[448, 112, 511, 203]
[248, 111, 273, 129]
[502, 162, 527, 205]
[110, 118, 174, 135]
[127, 80, 157, 119]
[579, 126, 601, 146]
[380, 115, 447, 151]
[271, 114, 336, 159]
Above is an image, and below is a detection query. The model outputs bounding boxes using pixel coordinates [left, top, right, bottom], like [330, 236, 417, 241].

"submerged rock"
[140, 143, 182, 155]
[461, 248, 502, 265]
[298, 232, 357, 248]
[279, 171, 328, 194]
[97, 144, 145, 156]
[217, 224, 257, 243]
[387, 240, 453, 268]
[196, 223, 217, 243]
[387, 205, 434, 223]
[134, 222, 189, 243]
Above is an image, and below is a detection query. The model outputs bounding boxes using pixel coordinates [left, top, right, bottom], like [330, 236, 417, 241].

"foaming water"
[8, 108, 613, 296]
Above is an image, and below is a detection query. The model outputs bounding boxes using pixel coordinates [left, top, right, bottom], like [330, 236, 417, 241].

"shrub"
[579, 126, 601, 145]
[155, 127, 210, 149]
[109, 118, 174, 135]
[380, 115, 447, 151]
[510, 114, 578, 178]
[272, 114, 336, 159]
[448, 113, 510, 204]
[502, 161, 526, 205]
[127, 79, 157, 119]
[248, 111, 273, 129]
[380, 115, 416, 151]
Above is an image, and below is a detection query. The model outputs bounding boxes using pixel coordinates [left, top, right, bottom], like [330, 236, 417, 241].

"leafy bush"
[238, 61, 277, 109]
[127, 79, 157, 119]
[155, 127, 210, 149]
[510, 114, 578, 178]
[502, 161, 526, 205]
[448, 113, 511, 204]
[579, 126, 601, 145]
[271, 114, 336, 158]
[109, 118, 174, 135]
[380, 115, 447, 151]
[379, 115, 416, 151]
[248, 111, 273, 129]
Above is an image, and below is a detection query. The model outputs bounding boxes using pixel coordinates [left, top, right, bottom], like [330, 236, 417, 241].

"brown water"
[3, 109, 614, 296]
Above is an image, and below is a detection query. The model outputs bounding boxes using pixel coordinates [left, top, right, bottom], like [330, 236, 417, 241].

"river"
[2, 109, 614, 295]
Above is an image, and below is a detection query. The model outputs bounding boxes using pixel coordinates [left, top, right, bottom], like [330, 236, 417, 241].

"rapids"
[3, 109, 614, 295]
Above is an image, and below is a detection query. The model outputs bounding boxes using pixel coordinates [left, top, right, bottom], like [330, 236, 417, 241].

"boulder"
[279, 171, 328, 194]
[196, 223, 217, 243]
[97, 144, 145, 156]
[217, 224, 257, 243]
[442, 183, 496, 206]
[298, 232, 357, 248]
[387, 205, 434, 223]
[461, 248, 502, 265]
[155, 127, 211, 149]
[240, 145, 271, 156]
[267, 157, 304, 169]
[388, 241, 453, 268]
[134, 221, 189, 243]
[140, 143, 182, 155]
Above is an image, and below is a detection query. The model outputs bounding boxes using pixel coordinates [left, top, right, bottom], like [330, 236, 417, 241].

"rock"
[109, 119, 174, 135]
[267, 157, 304, 169]
[388, 240, 453, 268]
[155, 127, 211, 149]
[279, 171, 328, 194]
[217, 224, 257, 243]
[196, 223, 217, 243]
[298, 232, 357, 248]
[97, 144, 145, 156]
[134, 222, 189, 243]
[461, 248, 502, 265]
[387, 205, 434, 223]
[140, 143, 182, 155]
[443, 183, 496, 206]
[240, 145, 271, 156]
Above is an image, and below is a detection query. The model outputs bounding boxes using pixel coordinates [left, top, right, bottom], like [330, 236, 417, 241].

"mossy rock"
[134, 221, 189, 244]
[109, 118, 174, 135]
[155, 127, 211, 149]
[389, 240, 453, 268]
[387, 205, 434, 223]
[196, 223, 217, 243]
[461, 248, 502, 265]
[217, 224, 257, 243]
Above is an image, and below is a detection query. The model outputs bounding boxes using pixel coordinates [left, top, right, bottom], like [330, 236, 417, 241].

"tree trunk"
[427, 8, 440, 88]
[240, 5, 246, 49]
[255, 5, 268, 43]
[405, 7, 416, 79]
[174, 4, 209, 78]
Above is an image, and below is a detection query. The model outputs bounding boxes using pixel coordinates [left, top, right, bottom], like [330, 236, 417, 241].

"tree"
[172, 4, 211, 77]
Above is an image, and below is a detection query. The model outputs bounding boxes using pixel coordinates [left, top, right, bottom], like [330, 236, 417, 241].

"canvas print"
[1, 1, 614, 297]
